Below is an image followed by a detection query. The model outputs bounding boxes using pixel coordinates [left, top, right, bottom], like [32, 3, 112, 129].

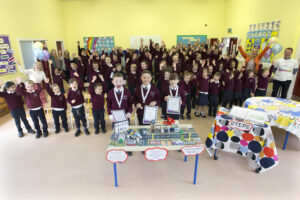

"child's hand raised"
[92, 76, 97, 83]
[74, 72, 79, 77]
[15, 77, 22, 84]
[45, 78, 50, 84]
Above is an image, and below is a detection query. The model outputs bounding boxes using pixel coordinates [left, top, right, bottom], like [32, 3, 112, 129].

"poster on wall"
[245, 21, 280, 63]
[177, 35, 207, 46]
[0, 35, 16, 75]
[84, 36, 115, 53]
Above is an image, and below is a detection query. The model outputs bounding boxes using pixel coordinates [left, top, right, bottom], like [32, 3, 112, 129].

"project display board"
[177, 35, 207, 46]
[84, 37, 115, 53]
[130, 35, 161, 50]
[0, 35, 16, 75]
[245, 21, 281, 63]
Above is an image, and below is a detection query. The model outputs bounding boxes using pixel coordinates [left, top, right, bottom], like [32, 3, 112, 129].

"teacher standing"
[271, 48, 299, 99]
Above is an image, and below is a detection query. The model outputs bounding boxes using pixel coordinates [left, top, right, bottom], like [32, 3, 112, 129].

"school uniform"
[180, 80, 192, 116]
[222, 76, 235, 108]
[162, 85, 186, 120]
[52, 74, 65, 94]
[0, 88, 33, 134]
[88, 82, 106, 132]
[197, 76, 210, 106]
[159, 79, 170, 117]
[67, 87, 87, 130]
[189, 70, 199, 108]
[234, 73, 243, 107]
[134, 84, 161, 125]
[209, 80, 221, 116]
[101, 62, 115, 92]
[16, 83, 48, 137]
[45, 83, 68, 132]
[255, 65, 274, 97]
[127, 71, 138, 95]
[242, 77, 256, 101]
[107, 86, 132, 122]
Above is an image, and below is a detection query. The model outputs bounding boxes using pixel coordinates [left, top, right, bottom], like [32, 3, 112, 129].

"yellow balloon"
[33, 42, 43, 49]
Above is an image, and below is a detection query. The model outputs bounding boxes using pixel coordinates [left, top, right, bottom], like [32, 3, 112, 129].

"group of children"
[0, 38, 275, 139]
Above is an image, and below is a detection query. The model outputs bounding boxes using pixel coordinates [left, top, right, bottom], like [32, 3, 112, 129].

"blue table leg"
[213, 149, 218, 160]
[193, 154, 199, 185]
[184, 156, 187, 162]
[114, 163, 118, 187]
[283, 131, 290, 150]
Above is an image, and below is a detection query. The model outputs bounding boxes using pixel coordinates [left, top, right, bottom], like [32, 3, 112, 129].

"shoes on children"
[75, 129, 81, 137]
[84, 128, 90, 135]
[200, 112, 206, 118]
[95, 129, 99, 134]
[187, 113, 191, 120]
[43, 131, 48, 137]
[180, 114, 184, 120]
[27, 129, 36, 134]
[36, 132, 42, 139]
[209, 113, 212, 116]
[127, 151, 133, 156]
[64, 128, 69, 132]
[55, 128, 60, 134]
[194, 111, 200, 117]
[102, 129, 107, 134]
[161, 114, 165, 119]
[18, 131, 24, 138]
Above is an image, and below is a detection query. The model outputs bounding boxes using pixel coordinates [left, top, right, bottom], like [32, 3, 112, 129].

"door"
[210, 38, 219, 48]
[56, 41, 64, 54]
[19, 40, 36, 69]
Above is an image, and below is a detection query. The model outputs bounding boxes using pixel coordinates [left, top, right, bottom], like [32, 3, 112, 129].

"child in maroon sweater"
[195, 68, 209, 118]
[255, 63, 274, 97]
[242, 70, 256, 101]
[0, 80, 35, 137]
[45, 78, 68, 133]
[234, 70, 243, 106]
[89, 76, 106, 134]
[160, 69, 171, 119]
[162, 73, 186, 120]
[179, 71, 192, 120]
[107, 73, 133, 124]
[67, 78, 90, 137]
[134, 70, 161, 125]
[209, 72, 221, 117]
[127, 64, 138, 95]
[222, 71, 235, 108]
[16, 79, 48, 138]
[49, 59, 65, 94]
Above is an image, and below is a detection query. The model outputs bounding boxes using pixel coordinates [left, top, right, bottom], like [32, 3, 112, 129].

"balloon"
[269, 37, 278, 44]
[34, 48, 44, 60]
[33, 42, 43, 50]
[42, 50, 50, 61]
[264, 48, 272, 58]
[272, 43, 283, 55]
[219, 42, 225, 48]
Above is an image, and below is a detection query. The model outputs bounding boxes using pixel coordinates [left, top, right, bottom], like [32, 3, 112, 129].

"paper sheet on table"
[167, 97, 181, 114]
[143, 106, 158, 124]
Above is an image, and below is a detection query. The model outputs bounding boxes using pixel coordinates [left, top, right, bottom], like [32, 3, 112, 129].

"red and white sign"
[144, 147, 168, 161]
[106, 150, 128, 164]
[181, 145, 205, 156]
[228, 119, 253, 131]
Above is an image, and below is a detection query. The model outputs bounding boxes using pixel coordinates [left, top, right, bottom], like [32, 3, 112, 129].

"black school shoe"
[84, 128, 90, 135]
[18, 131, 24, 138]
[55, 128, 60, 134]
[194, 111, 200, 117]
[75, 129, 81, 137]
[94, 129, 99, 134]
[36, 131, 42, 139]
[27, 129, 36, 134]
[187, 113, 191, 120]
[200, 112, 206, 118]
[127, 151, 133, 156]
[102, 129, 107, 134]
[43, 131, 48, 137]
[180, 114, 184, 120]
[64, 128, 69, 132]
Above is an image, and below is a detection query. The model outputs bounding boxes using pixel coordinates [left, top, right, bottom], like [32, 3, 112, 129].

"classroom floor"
[0, 105, 300, 200]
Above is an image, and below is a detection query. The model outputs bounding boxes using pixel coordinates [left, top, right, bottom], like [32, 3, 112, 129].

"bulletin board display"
[245, 21, 281, 63]
[84, 36, 115, 53]
[0, 35, 16, 75]
[177, 35, 207, 46]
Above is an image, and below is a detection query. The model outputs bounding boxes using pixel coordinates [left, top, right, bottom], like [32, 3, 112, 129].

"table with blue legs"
[106, 124, 204, 187]
[205, 107, 279, 173]
[244, 97, 300, 150]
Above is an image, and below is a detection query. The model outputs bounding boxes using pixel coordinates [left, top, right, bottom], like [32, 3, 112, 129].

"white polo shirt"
[273, 58, 299, 81]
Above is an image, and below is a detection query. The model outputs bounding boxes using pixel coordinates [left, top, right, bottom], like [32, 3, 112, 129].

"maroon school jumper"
[106, 87, 133, 115]
[16, 84, 42, 109]
[257, 64, 274, 90]
[197, 76, 209, 93]
[134, 84, 161, 117]
[162, 85, 186, 106]
[179, 80, 191, 95]
[45, 83, 67, 109]
[0, 90, 24, 110]
[127, 71, 138, 87]
[88, 82, 105, 110]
